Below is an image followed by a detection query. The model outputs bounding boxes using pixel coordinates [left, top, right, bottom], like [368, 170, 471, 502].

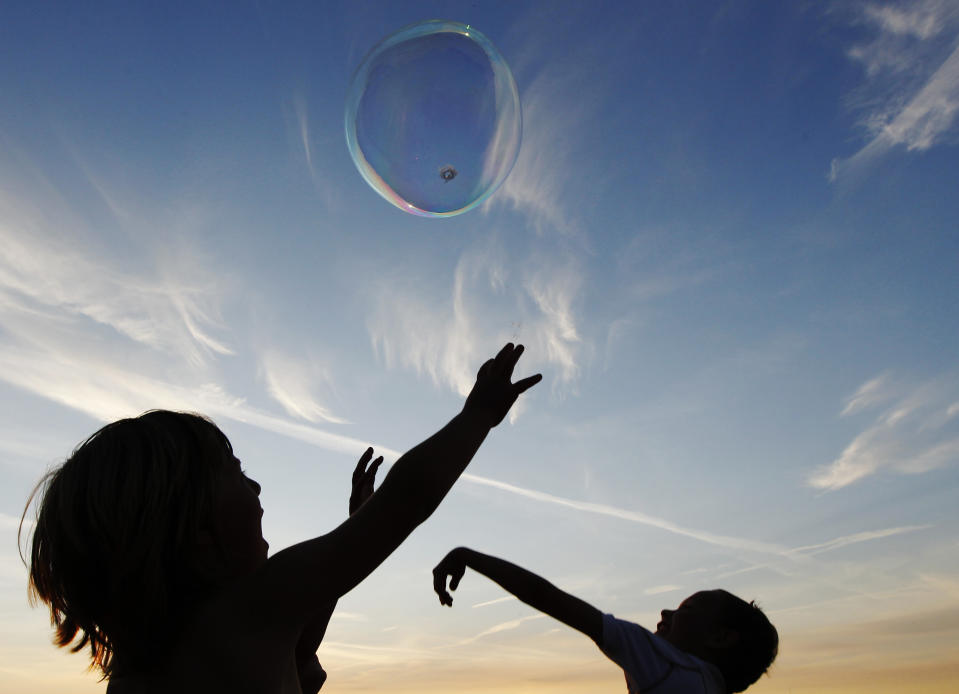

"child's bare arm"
[254, 344, 541, 636]
[432, 547, 604, 645]
[295, 452, 384, 692]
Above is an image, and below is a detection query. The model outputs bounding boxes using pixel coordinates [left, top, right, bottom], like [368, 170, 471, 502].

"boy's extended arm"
[433, 547, 604, 645]
[256, 344, 541, 634]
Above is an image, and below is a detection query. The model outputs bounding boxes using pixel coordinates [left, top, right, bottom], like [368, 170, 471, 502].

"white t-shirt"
[600, 614, 725, 693]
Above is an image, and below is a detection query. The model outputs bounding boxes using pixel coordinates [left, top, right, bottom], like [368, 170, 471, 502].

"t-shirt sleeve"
[599, 614, 674, 691]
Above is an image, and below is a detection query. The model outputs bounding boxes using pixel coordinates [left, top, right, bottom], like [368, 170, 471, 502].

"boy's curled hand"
[433, 547, 469, 607]
[463, 343, 541, 428]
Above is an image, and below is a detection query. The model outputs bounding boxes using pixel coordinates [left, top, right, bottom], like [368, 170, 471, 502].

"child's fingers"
[353, 447, 374, 484]
[432, 569, 448, 597]
[357, 457, 383, 497]
[493, 342, 514, 367]
[504, 343, 524, 376]
[513, 373, 542, 394]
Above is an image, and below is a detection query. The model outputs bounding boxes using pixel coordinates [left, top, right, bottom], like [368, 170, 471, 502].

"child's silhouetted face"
[207, 453, 269, 579]
[655, 590, 733, 656]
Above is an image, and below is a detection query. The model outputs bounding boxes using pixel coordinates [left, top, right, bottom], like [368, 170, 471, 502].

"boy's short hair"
[19, 411, 233, 678]
[714, 590, 778, 693]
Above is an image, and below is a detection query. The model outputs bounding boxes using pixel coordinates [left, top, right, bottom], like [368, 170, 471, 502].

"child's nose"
[245, 476, 262, 495]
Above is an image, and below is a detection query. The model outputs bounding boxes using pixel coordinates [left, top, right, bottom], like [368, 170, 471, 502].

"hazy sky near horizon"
[2, 1, 958, 693]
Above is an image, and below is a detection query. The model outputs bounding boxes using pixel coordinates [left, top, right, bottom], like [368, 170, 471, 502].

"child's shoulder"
[600, 614, 725, 694]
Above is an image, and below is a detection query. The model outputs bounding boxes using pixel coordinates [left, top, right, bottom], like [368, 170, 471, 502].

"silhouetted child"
[433, 547, 778, 693]
[21, 343, 541, 693]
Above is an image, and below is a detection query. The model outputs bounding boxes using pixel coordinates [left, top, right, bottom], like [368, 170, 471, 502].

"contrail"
[461, 473, 790, 556]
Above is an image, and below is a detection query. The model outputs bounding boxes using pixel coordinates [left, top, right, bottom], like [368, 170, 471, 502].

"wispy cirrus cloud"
[485, 3, 622, 241]
[0, 192, 234, 368]
[464, 472, 930, 563]
[463, 473, 790, 557]
[522, 262, 581, 387]
[367, 247, 495, 398]
[643, 585, 683, 596]
[453, 614, 546, 646]
[0, 176, 362, 457]
[473, 596, 518, 608]
[840, 371, 896, 416]
[489, 71, 586, 237]
[810, 371, 959, 490]
[287, 94, 340, 210]
[785, 524, 932, 556]
[367, 241, 583, 400]
[260, 350, 347, 424]
[0, 339, 381, 460]
[714, 524, 932, 581]
[830, 0, 959, 182]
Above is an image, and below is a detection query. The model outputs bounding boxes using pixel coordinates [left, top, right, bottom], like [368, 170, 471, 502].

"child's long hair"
[19, 410, 233, 679]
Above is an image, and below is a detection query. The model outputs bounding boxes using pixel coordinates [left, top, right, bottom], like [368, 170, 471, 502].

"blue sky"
[2, 1, 958, 692]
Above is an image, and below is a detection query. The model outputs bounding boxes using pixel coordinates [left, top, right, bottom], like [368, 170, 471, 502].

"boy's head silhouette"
[22, 410, 253, 678]
[433, 546, 778, 693]
[657, 590, 778, 693]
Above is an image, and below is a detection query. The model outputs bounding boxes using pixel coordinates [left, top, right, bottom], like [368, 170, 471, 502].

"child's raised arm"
[252, 343, 541, 640]
[432, 547, 604, 645]
[294, 452, 384, 693]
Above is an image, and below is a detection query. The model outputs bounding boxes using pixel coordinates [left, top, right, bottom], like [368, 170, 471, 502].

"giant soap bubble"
[345, 20, 522, 217]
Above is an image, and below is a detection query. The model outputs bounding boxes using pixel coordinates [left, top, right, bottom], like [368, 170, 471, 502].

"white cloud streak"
[490, 72, 583, 237]
[462, 473, 790, 556]
[367, 241, 583, 399]
[831, 1, 959, 181]
[522, 263, 581, 387]
[811, 372, 959, 489]
[462, 473, 930, 569]
[0, 340, 381, 459]
[643, 585, 683, 596]
[454, 614, 546, 646]
[472, 596, 518, 608]
[841, 372, 895, 416]
[0, 194, 233, 369]
[864, 2, 948, 40]
[0, 169, 355, 456]
[294, 95, 315, 178]
[785, 524, 932, 556]
[484, 3, 624, 242]
[260, 350, 348, 424]
[368, 248, 493, 398]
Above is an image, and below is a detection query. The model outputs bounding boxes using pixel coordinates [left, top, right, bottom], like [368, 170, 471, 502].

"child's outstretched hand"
[349, 447, 383, 515]
[463, 343, 542, 427]
[432, 548, 468, 606]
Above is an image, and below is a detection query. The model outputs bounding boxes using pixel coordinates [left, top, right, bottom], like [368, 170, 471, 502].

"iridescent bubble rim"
[345, 19, 522, 218]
